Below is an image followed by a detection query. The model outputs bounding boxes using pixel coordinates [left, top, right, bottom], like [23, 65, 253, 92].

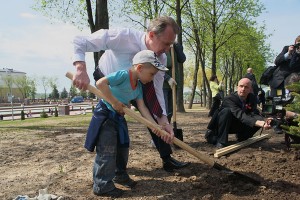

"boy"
[85, 50, 174, 198]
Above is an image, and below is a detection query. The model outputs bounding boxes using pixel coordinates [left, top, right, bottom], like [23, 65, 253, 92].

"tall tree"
[33, 0, 109, 69]
[183, 0, 209, 108]
[194, 0, 265, 77]
[50, 84, 60, 99]
[27, 78, 37, 100]
[69, 85, 78, 98]
[1, 73, 15, 102]
[40, 76, 50, 100]
[14, 76, 32, 99]
[61, 87, 68, 99]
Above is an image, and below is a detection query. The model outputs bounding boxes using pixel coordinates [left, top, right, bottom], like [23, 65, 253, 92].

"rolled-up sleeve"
[72, 29, 126, 63]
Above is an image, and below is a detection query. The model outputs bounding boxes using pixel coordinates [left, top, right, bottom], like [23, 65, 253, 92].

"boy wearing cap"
[86, 50, 173, 198]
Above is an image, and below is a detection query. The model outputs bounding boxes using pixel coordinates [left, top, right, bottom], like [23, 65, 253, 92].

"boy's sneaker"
[113, 175, 137, 188]
[93, 188, 124, 198]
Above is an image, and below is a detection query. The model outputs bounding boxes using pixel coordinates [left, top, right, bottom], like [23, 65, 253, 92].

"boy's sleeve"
[106, 70, 127, 86]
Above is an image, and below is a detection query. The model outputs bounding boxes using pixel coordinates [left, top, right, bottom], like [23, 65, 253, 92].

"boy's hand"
[112, 101, 125, 115]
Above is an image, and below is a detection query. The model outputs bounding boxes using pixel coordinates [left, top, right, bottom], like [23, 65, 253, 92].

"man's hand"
[150, 123, 174, 144]
[168, 78, 177, 89]
[288, 45, 295, 55]
[156, 115, 174, 144]
[256, 119, 271, 130]
[161, 123, 174, 144]
[73, 61, 90, 90]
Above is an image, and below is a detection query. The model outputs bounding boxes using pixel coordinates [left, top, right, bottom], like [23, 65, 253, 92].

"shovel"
[66, 72, 260, 185]
[170, 46, 183, 142]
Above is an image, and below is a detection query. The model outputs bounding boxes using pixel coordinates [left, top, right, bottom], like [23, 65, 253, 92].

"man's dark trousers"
[130, 100, 172, 158]
[217, 108, 261, 145]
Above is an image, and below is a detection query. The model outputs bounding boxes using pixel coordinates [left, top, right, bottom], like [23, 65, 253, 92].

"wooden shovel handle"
[170, 46, 177, 122]
[66, 71, 215, 167]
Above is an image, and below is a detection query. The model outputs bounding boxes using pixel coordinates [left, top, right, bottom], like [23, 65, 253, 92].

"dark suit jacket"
[220, 92, 262, 127]
[269, 46, 300, 88]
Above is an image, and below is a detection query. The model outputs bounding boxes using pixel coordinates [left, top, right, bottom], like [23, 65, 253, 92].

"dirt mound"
[1, 108, 299, 199]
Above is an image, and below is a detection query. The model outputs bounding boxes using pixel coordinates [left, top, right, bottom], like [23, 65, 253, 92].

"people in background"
[208, 75, 223, 117]
[269, 35, 300, 97]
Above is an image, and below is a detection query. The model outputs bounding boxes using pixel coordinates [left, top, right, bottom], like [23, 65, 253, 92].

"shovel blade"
[174, 128, 183, 149]
[174, 128, 183, 141]
[213, 162, 260, 185]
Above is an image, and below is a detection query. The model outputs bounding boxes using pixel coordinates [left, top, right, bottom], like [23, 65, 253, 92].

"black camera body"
[262, 97, 287, 116]
[293, 43, 300, 49]
[262, 96, 290, 134]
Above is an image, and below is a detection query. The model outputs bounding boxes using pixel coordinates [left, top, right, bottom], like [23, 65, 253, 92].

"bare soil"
[1, 108, 299, 200]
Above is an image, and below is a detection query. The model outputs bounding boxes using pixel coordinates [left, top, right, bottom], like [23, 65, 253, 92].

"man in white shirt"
[72, 16, 189, 189]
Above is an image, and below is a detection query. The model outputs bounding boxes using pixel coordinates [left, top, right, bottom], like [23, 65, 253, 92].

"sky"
[0, 0, 299, 93]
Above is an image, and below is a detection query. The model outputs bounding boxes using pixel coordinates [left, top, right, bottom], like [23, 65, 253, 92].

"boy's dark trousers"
[93, 118, 119, 194]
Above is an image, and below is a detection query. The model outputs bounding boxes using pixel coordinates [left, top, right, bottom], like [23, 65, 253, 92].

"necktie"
[242, 100, 246, 111]
[143, 81, 163, 118]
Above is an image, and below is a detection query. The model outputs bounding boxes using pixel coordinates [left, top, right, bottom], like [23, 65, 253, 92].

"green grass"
[0, 112, 138, 133]
[0, 114, 93, 132]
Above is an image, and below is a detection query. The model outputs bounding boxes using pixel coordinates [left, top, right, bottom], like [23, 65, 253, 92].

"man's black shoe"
[93, 188, 124, 198]
[163, 157, 190, 172]
[205, 130, 217, 145]
[216, 142, 225, 149]
[113, 175, 137, 188]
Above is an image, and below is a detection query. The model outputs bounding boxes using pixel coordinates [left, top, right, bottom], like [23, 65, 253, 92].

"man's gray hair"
[147, 16, 180, 35]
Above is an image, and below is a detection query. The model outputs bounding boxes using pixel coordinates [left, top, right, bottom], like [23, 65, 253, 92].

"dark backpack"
[259, 65, 278, 85]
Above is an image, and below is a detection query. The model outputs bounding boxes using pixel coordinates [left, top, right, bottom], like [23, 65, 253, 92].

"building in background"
[0, 68, 26, 103]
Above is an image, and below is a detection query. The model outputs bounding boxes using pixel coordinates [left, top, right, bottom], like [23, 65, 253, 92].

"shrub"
[40, 111, 48, 118]
[21, 110, 25, 120]
[54, 107, 58, 117]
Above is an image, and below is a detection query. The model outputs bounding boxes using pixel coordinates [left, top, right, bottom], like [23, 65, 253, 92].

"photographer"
[205, 78, 272, 148]
[269, 35, 300, 97]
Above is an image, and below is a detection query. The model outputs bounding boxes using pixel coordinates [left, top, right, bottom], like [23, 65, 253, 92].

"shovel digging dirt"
[66, 71, 260, 185]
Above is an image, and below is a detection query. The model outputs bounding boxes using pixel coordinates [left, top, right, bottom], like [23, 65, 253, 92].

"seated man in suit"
[205, 78, 272, 148]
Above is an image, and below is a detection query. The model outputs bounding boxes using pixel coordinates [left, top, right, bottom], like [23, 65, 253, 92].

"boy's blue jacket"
[84, 100, 129, 152]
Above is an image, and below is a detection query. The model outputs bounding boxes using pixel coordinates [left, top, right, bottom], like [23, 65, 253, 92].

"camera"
[293, 43, 300, 49]
[294, 43, 300, 55]
[262, 96, 292, 134]
[262, 96, 291, 116]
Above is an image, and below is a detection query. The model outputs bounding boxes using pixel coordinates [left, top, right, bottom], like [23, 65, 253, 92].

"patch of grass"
[0, 110, 147, 136]
[0, 114, 93, 132]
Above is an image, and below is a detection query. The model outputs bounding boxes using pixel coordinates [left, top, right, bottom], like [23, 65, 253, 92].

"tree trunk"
[175, 0, 185, 112]
[86, 0, 109, 69]
[188, 54, 200, 109]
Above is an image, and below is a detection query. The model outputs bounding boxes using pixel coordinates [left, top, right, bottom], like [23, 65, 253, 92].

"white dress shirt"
[73, 28, 167, 116]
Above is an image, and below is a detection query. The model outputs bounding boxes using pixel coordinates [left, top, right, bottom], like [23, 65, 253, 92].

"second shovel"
[171, 46, 183, 145]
